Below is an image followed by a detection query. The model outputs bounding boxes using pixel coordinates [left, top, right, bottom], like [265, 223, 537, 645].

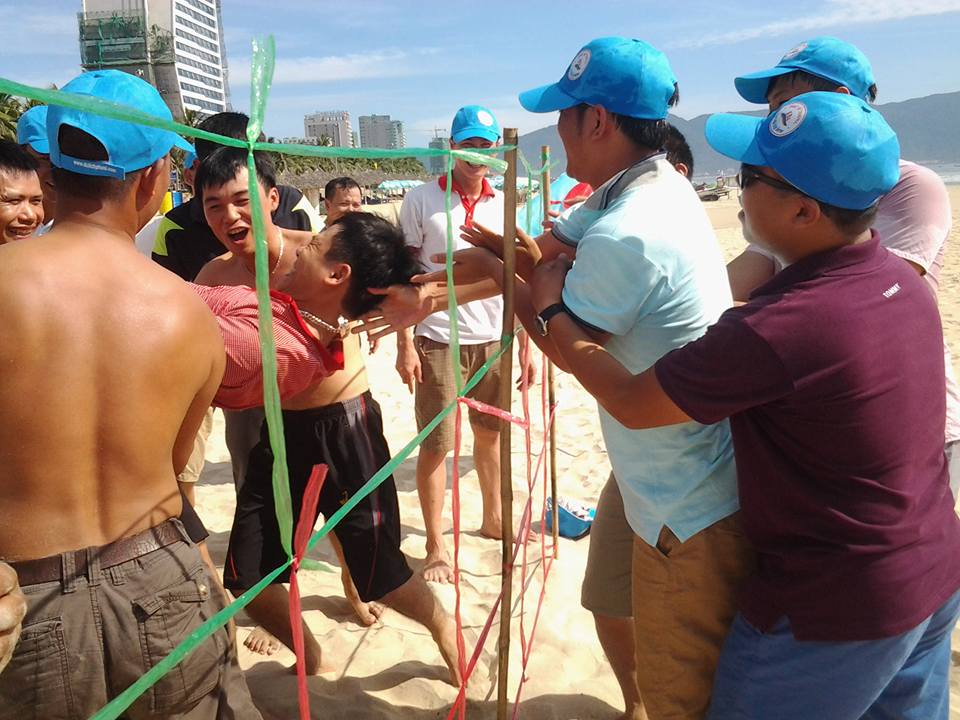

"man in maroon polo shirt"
[527, 91, 960, 719]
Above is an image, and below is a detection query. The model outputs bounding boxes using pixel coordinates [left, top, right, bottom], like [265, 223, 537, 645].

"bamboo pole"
[541, 145, 559, 560]
[496, 128, 518, 720]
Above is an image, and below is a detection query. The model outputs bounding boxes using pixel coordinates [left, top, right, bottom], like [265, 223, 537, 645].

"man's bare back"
[0, 225, 224, 560]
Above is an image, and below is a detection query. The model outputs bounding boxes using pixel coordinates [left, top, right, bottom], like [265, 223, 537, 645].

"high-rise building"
[358, 114, 405, 150]
[78, 0, 229, 121]
[303, 111, 353, 147]
[427, 135, 449, 175]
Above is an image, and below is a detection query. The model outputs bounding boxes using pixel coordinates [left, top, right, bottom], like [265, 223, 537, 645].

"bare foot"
[288, 654, 335, 676]
[479, 524, 540, 544]
[422, 549, 455, 584]
[243, 626, 281, 656]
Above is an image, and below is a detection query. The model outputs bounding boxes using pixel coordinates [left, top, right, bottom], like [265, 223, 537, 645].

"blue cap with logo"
[519, 36, 677, 120]
[705, 92, 899, 210]
[16, 106, 50, 155]
[735, 36, 876, 104]
[451, 105, 501, 143]
[48, 69, 194, 179]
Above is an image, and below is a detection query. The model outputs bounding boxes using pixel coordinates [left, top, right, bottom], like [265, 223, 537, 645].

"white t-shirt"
[746, 160, 960, 444]
[399, 178, 504, 345]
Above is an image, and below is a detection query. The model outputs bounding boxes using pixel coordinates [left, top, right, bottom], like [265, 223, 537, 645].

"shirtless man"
[190, 148, 460, 682]
[194, 147, 386, 647]
[0, 70, 260, 717]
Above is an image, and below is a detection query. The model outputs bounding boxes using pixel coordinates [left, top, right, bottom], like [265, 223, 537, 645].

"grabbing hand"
[460, 222, 542, 281]
[413, 247, 503, 287]
[530, 254, 573, 313]
[354, 284, 434, 342]
[0, 562, 26, 674]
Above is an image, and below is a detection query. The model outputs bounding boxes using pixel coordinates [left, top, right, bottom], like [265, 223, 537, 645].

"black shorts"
[223, 391, 413, 602]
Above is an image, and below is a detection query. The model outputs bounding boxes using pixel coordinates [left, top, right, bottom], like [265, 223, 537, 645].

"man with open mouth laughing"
[0, 140, 44, 244]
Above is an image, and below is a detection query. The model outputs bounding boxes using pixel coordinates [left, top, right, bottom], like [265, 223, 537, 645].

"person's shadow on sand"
[244, 660, 622, 719]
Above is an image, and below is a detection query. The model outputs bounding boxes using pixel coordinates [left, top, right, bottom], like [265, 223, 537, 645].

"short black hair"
[575, 83, 680, 153]
[818, 201, 878, 235]
[326, 212, 422, 317]
[51, 125, 142, 202]
[195, 146, 277, 199]
[662, 124, 694, 178]
[0, 140, 39, 176]
[195, 111, 267, 161]
[769, 71, 878, 103]
[324, 176, 361, 201]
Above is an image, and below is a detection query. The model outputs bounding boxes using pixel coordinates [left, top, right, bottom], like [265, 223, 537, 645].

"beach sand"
[192, 186, 960, 719]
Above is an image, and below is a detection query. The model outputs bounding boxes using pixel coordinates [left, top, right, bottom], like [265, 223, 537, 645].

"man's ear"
[325, 262, 352, 287]
[136, 155, 169, 210]
[793, 195, 823, 228]
[591, 105, 616, 140]
[674, 162, 690, 179]
[268, 186, 280, 213]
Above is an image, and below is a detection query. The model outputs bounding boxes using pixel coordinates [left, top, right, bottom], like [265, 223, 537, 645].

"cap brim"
[734, 67, 794, 104]
[172, 135, 195, 154]
[27, 136, 50, 155]
[704, 113, 767, 166]
[451, 127, 501, 143]
[518, 82, 580, 113]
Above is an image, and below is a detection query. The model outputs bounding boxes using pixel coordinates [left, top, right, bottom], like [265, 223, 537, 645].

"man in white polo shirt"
[396, 105, 507, 583]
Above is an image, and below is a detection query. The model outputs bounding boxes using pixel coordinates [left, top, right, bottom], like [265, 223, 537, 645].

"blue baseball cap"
[519, 37, 677, 120]
[48, 70, 194, 179]
[16, 106, 49, 154]
[735, 36, 876, 104]
[184, 150, 197, 168]
[705, 92, 899, 210]
[451, 105, 501, 143]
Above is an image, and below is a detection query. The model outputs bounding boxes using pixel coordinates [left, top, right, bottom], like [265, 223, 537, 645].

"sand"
[192, 186, 960, 719]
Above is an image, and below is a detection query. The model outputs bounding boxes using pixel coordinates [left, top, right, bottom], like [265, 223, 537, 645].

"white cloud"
[668, 0, 960, 48]
[230, 48, 442, 86]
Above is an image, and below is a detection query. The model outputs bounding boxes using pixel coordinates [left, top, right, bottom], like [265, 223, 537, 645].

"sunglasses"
[737, 165, 808, 197]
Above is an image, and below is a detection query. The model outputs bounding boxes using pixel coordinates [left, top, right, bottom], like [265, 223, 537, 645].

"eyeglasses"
[737, 165, 808, 197]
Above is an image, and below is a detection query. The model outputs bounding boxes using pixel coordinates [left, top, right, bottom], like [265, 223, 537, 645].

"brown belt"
[7, 519, 185, 587]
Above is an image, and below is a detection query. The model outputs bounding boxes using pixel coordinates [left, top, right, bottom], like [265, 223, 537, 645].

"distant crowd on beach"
[0, 32, 957, 720]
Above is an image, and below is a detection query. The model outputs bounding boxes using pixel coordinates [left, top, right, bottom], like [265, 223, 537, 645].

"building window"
[176, 16, 218, 41]
[175, 29, 219, 53]
[184, 96, 224, 112]
[180, 81, 224, 101]
[178, 68, 223, 89]
[180, 0, 217, 17]
[176, 3, 217, 29]
[175, 40, 221, 65]
[176, 54, 221, 77]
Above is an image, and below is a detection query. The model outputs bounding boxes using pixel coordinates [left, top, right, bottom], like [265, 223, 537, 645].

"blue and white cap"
[451, 105, 501, 143]
[519, 37, 677, 120]
[735, 36, 876, 104]
[705, 92, 899, 210]
[16, 106, 49, 154]
[48, 70, 194, 179]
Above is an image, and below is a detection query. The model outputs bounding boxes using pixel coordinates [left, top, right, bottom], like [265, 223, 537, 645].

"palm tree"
[0, 94, 24, 142]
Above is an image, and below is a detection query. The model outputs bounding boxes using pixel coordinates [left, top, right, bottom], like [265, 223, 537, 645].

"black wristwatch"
[536, 303, 567, 336]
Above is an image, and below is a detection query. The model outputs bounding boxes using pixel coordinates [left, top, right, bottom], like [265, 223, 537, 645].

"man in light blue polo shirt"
[511, 37, 752, 720]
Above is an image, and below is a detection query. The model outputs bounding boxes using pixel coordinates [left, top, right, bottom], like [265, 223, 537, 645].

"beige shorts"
[632, 513, 754, 720]
[581, 474, 634, 617]
[177, 407, 215, 484]
[414, 336, 503, 455]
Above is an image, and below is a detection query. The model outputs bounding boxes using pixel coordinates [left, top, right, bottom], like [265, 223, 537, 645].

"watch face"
[536, 315, 549, 336]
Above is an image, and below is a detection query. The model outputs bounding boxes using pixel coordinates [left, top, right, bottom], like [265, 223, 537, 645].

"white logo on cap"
[781, 42, 808, 61]
[769, 101, 807, 137]
[567, 49, 591, 81]
[476, 110, 494, 127]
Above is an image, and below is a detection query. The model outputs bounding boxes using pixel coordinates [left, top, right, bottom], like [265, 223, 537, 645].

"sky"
[2, 0, 960, 148]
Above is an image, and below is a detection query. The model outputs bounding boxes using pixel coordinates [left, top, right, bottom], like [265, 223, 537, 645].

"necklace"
[270, 233, 285, 275]
[299, 309, 350, 338]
